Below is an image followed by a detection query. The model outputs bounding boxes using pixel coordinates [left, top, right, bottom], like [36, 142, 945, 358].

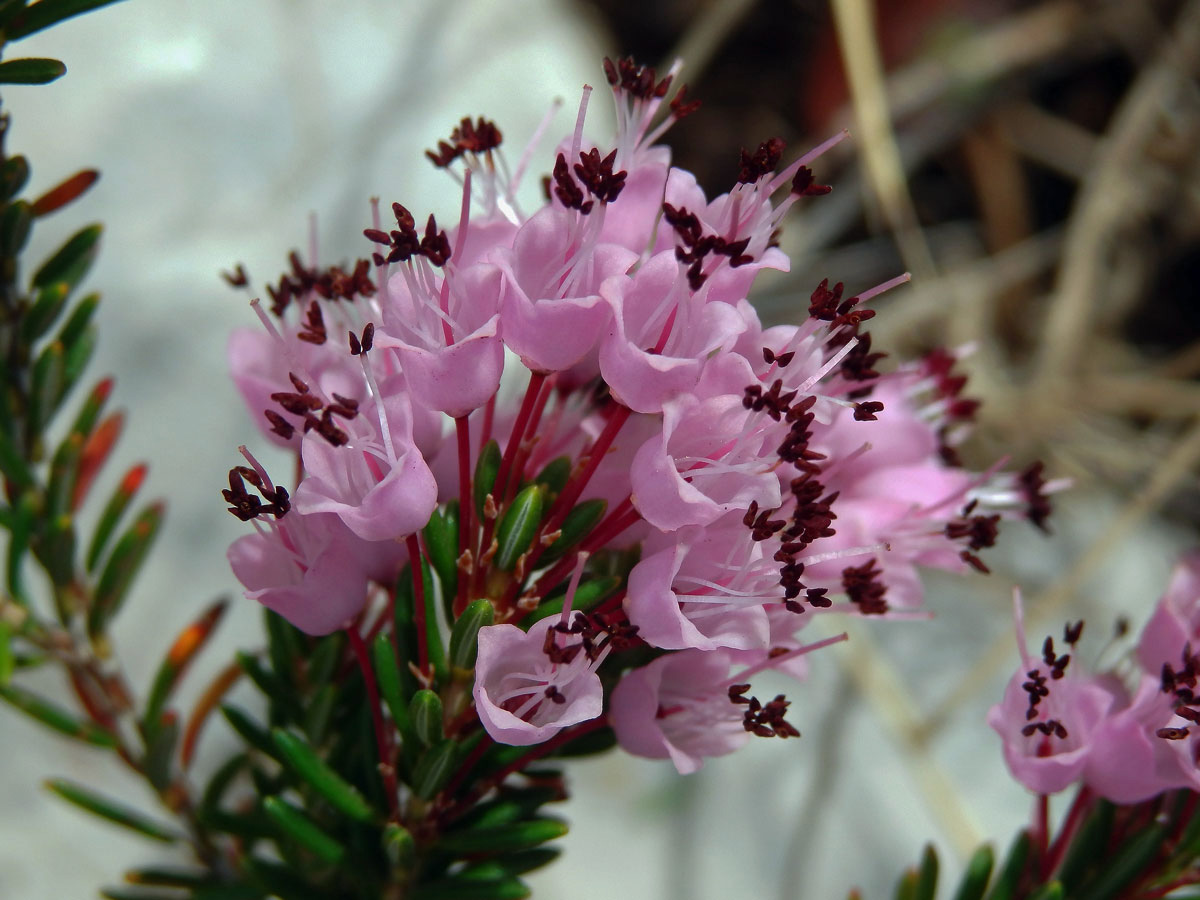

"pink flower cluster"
[223, 58, 1047, 771]
[989, 553, 1200, 802]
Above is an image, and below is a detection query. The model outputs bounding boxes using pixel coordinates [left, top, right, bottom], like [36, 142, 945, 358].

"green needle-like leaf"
[20, 281, 68, 343]
[88, 502, 163, 637]
[448, 599, 493, 671]
[0, 56, 64, 83]
[423, 501, 459, 613]
[531, 456, 571, 496]
[437, 817, 568, 855]
[1077, 823, 1166, 900]
[410, 689, 444, 748]
[144, 598, 228, 729]
[0, 153, 29, 202]
[412, 739, 458, 801]
[473, 439, 501, 519]
[1058, 800, 1113, 890]
[371, 632, 413, 743]
[494, 484, 543, 571]
[262, 796, 346, 865]
[221, 704, 277, 759]
[951, 844, 994, 900]
[0, 620, 13, 686]
[983, 831, 1030, 900]
[271, 728, 376, 823]
[0, 197, 31, 254]
[32, 222, 101, 290]
[46, 778, 179, 842]
[539, 497, 606, 564]
[7, 0, 127, 41]
[411, 878, 530, 900]
[86, 462, 146, 572]
[0, 682, 116, 745]
[913, 844, 939, 900]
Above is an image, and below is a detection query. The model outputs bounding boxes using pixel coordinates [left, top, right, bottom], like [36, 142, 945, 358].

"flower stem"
[347, 625, 400, 820]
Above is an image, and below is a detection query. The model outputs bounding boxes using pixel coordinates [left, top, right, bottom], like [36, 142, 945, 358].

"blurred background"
[2, 0, 1199, 897]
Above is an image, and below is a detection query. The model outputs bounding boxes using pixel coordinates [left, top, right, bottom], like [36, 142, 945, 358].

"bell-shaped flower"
[292, 390, 438, 542]
[610, 648, 748, 774]
[598, 250, 747, 413]
[625, 518, 771, 651]
[630, 392, 781, 532]
[473, 616, 605, 746]
[494, 204, 637, 373]
[228, 511, 372, 636]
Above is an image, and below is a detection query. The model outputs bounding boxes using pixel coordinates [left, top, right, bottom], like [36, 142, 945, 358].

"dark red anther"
[669, 84, 701, 119]
[737, 137, 786, 184]
[264, 409, 295, 440]
[221, 263, 249, 287]
[853, 401, 884, 422]
[574, 147, 627, 204]
[792, 166, 832, 197]
[1064, 620, 1084, 645]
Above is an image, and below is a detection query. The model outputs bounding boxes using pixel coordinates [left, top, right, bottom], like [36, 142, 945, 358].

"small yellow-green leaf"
[271, 728, 375, 823]
[46, 778, 179, 842]
[384, 822, 416, 869]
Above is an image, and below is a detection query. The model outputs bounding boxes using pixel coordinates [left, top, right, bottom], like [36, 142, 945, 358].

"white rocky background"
[0, 2, 1190, 898]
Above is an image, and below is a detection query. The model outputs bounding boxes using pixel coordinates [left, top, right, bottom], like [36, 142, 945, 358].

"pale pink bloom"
[1137, 550, 1200, 674]
[630, 392, 781, 532]
[610, 649, 748, 773]
[228, 511, 373, 636]
[292, 390, 438, 542]
[987, 595, 1119, 795]
[625, 518, 772, 651]
[1085, 674, 1200, 802]
[473, 617, 604, 746]
[598, 250, 747, 413]
[494, 204, 637, 373]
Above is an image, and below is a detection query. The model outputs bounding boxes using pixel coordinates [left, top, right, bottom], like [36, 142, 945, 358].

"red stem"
[454, 416, 473, 614]
[440, 732, 494, 803]
[1044, 786, 1093, 878]
[1034, 792, 1051, 877]
[346, 626, 400, 819]
[407, 534, 430, 675]
[494, 372, 547, 503]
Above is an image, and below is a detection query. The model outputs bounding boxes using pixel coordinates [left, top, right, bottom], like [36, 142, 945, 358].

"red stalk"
[454, 416, 474, 613]
[407, 534, 430, 675]
[347, 626, 400, 819]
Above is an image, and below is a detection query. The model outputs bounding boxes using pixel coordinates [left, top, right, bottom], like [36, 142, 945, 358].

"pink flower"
[228, 511, 372, 636]
[473, 617, 605, 746]
[610, 649, 749, 773]
[987, 595, 1119, 795]
[292, 389, 438, 542]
